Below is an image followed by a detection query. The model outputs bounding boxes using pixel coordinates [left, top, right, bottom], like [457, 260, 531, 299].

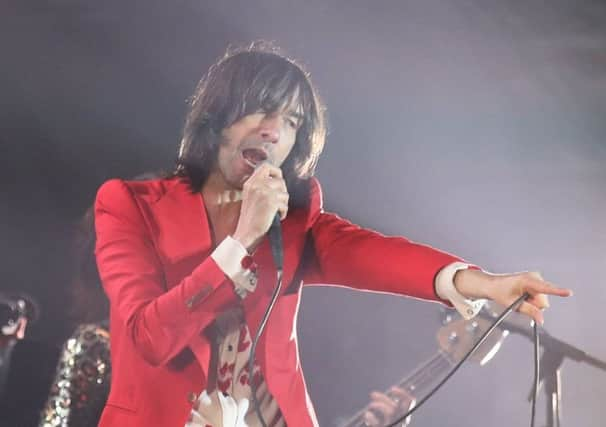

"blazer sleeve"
[94, 179, 238, 367]
[303, 178, 463, 302]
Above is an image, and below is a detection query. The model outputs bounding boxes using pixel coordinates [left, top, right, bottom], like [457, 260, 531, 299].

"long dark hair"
[175, 42, 326, 207]
[69, 206, 108, 325]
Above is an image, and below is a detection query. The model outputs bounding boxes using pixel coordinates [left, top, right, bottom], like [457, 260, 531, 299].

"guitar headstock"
[437, 307, 509, 365]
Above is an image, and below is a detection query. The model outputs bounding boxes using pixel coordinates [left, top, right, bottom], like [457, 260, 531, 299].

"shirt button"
[187, 391, 198, 403]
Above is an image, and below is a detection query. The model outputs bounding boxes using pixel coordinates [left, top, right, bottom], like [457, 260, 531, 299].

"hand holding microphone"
[232, 162, 288, 254]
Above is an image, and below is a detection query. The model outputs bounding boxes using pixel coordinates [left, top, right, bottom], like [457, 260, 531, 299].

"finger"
[244, 176, 286, 198]
[390, 386, 413, 400]
[242, 168, 264, 190]
[389, 387, 414, 408]
[363, 410, 381, 426]
[517, 300, 545, 325]
[264, 176, 288, 192]
[244, 163, 278, 186]
[524, 278, 573, 298]
[277, 204, 288, 220]
[245, 170, 286, 195]
[525, 292, 550, 310]
[370, 391, 397, 409]
[255, 162, 283, 179]
[267, 164, 283, 179]
[368, 399, 395, 415]
[274, 192, 289, 219]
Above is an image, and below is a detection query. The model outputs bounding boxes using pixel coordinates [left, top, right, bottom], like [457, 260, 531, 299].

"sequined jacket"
[39, 323, 111, 427]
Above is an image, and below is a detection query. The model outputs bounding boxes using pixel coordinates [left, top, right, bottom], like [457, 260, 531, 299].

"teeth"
[242, 153, 257, 168]
[242, 148, 266, 167]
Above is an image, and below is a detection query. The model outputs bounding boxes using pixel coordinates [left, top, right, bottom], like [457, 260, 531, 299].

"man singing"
[94, 43, 571, 426]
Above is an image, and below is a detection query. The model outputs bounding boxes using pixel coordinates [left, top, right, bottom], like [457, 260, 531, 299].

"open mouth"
[241, 148, 268, 167]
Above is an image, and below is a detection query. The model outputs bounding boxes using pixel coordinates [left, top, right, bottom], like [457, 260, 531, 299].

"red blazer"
[94, 177, 461, 426]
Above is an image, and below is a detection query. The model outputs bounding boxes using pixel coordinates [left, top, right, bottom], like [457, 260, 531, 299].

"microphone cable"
[530, 319, 539, 427]
[386, 292, 541, 427]
[249, 214, 283, 427]
[245, 212, 541, 427]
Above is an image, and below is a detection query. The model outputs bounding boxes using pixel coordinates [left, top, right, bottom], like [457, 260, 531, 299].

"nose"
[259, 114, 280, 144]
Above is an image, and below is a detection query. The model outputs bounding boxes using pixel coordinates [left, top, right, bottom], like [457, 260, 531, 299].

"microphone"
[268, 213, 283, 271]
[254, 161, 283, 272]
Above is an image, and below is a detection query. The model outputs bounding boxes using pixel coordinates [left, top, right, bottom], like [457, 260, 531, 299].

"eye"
[285, 116, 299, 129]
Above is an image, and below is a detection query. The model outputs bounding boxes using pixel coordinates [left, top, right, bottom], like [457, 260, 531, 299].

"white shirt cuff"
[211, 236, 257, 298]
[435, 262, 486, 320]
[211, 236, 248, 277]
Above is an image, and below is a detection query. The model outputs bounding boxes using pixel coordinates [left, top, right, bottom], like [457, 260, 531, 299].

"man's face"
[213, 105, 303, 190]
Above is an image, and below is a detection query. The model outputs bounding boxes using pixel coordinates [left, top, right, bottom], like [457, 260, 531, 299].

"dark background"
[1, 1, 605, 426]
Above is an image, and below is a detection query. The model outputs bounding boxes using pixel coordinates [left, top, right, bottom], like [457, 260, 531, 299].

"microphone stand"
[480, 309, 606, 427]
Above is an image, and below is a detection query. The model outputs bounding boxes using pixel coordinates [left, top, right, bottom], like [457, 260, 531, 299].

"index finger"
[525, 277, 573, 298]
[254, 162, 283, 179]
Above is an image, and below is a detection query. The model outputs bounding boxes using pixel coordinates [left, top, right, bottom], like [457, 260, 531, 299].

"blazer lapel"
[151, 178, 213, 269]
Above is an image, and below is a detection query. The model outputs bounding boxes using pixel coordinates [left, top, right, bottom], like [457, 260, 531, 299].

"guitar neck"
[339, 350, 455, 427]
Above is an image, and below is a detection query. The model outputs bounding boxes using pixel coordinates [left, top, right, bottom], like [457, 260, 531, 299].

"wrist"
[453, 268, 494, 300]
[232, 230, 257, 252]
